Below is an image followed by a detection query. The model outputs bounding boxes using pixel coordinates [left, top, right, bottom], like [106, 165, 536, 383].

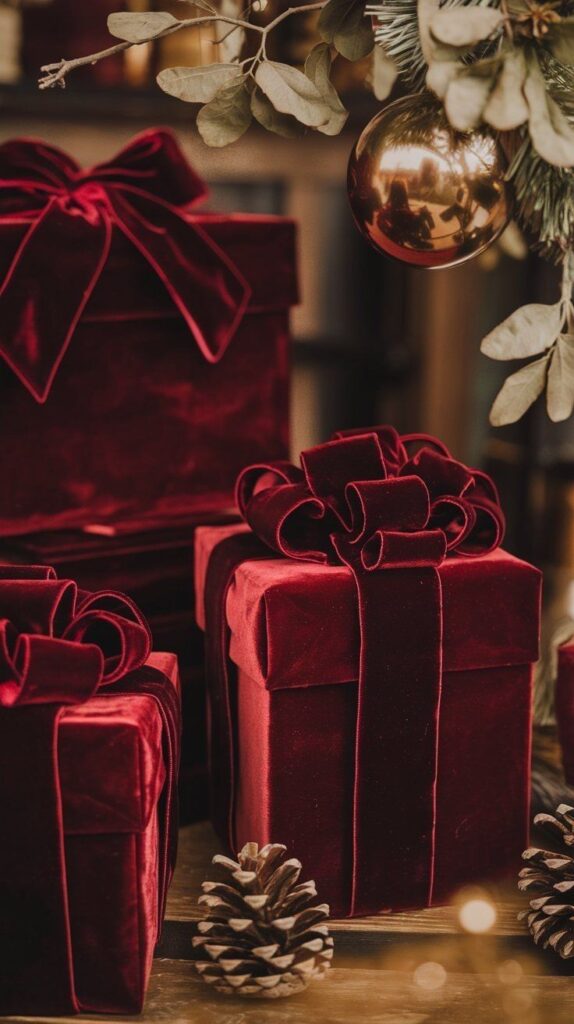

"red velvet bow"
[0, 129, 251, 402]
[236, 425, 504, 569]
[0, 564, 151, 707]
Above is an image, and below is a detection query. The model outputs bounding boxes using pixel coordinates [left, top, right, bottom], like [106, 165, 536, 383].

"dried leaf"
[489, 354, 549, 426]
[524, 55, 574, 168]
[318, 0, 374, 62]
[426, 56, 459, 99]
[548, 18, 574, 67]
[220, 26, 245, 63]
[108, 11, 179, 42]
[255, 61, 331, 128]
[304, 43, 348, 136]
[483, 49, 529, 131]
[196, 78, 251, 147]
[547, 335, 574, 422]
[157, 64, 242, 103]
[481, 302, 562, 360]
[372, 44, 398, 101]
[430, 7, 504, 48]
[250, 88, 305, 138]
[444, 60, 499, 131]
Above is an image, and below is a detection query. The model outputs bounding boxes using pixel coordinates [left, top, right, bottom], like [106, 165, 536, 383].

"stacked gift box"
[0, 128, 298, 823]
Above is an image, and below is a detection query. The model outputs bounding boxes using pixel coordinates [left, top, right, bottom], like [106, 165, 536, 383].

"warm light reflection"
[413, 961, 447, 991]
[502, 987, 534, 1017]
[379, 143, 452, 175]
[497, 959, 524, 985]
[458, 897, 497, 934]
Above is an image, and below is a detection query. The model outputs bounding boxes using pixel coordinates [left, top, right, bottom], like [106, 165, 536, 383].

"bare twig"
[38, 1, 325, 90]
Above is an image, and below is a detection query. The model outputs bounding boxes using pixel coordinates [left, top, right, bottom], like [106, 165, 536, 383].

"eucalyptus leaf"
[250, 88, 305, 138]
[304, 43, 348, 135]
[524, 55, 574, 167]
[108, 11, 179, 42]
[372, 44, 398, 101]
[318, 0, 374, 62]
[426, 56, 459, 99]
[548, 19, 574, 67]
[255, 61, 331, 128]
[196, 78, 251, 147]
[489, 354, 550, 426]
[157, 64, 243, 104]
[547, 335, 574, 421]
[430, 7, 504, 48]
[482, 49, 529, 131]
[220, 26, 245, 63]
[480, 302, 562, 360]
[444, 62, 499, 131]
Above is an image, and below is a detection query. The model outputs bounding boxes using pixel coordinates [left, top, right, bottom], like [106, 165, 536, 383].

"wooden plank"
[167, 823, 525, 936]
[6, 958, 574, 1024]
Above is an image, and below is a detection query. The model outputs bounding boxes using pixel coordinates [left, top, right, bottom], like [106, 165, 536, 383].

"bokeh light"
[413, 961, 447, 991]
[458, 897, 497, 934]
[498, 960, 524, 985]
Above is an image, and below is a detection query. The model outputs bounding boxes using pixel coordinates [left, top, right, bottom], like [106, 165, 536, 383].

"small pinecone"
[518, 804, 574, 959]
[193, 842, 333, 998]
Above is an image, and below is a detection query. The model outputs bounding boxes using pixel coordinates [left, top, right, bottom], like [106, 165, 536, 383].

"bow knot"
[0, 567, 152, 708]
[236, 426, 504, 572]
[0, 129, 251, 402]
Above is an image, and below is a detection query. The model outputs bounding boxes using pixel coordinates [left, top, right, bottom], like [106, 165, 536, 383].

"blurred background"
[2, 0, 574, 709]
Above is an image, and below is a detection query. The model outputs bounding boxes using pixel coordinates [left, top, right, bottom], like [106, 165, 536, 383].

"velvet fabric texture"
[198, 427, 542, 917]
[0, 514, 239, 823]
[0, 568, 181, 1016]
[0, 130, 296, 534]
[556, 643, 574, 786]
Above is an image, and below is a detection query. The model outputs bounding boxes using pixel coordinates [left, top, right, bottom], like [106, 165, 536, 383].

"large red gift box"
[0, 568, 181, 1016]
[195, 427, 541, 917]
[0, 129, 296, 535]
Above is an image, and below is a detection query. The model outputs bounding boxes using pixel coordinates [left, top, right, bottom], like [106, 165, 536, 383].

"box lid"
[59, 652, 178, 835]
[0, 213, 299, 318]
[195, 524, 541, 690]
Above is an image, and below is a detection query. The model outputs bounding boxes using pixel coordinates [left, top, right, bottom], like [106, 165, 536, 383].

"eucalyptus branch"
[38, 2, 325, 90]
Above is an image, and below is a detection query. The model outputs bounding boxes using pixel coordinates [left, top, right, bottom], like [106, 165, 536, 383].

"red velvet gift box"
[0, 129, 296, 535]
[0, 569, 181, 1016]
[195, 427, 541, 918]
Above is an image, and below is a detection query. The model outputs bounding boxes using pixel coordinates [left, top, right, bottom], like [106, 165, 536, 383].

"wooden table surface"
[7, 819, 574, 1024]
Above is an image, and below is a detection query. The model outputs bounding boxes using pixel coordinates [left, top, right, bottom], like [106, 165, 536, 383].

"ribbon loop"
[0, 129, 251, 402]
[302, 434, 387, 526]
[0, 571, 151, 707]
[345, 476, 431, 544]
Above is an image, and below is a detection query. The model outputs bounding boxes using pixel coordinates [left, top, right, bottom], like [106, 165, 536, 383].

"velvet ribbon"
[204, 426, 504, 915]
[0, 129, 251, 403]
[0, 566, 180, 1016]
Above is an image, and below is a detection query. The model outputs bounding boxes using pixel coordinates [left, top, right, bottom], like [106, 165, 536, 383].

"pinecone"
[193, 842, 333, 998]
[518, 804, 574, 958]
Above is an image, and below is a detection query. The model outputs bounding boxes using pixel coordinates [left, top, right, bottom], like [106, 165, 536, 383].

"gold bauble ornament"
[347, 94, 509, 270]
